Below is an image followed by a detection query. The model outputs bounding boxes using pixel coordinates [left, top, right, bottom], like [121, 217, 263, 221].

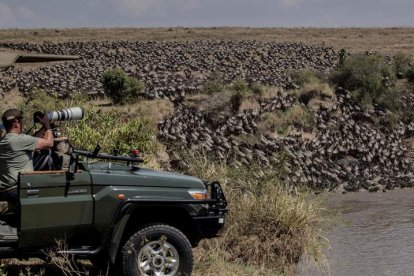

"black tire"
[121, 224, 193, 276]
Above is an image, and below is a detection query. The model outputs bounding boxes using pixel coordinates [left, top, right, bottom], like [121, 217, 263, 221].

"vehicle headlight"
[188, 189, 208, 200]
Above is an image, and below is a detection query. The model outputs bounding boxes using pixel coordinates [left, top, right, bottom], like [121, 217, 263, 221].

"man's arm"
[34, 114, 54, 150]
[35, 129, 53, 150]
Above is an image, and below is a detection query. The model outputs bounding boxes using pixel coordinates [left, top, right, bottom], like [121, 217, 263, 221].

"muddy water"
[298, 189, 414, 276]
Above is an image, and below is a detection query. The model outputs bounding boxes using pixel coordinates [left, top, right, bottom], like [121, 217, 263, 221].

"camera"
[46, 107, 84, 122]
[32, 107, 84, 171]
[34, 107, 84, 124]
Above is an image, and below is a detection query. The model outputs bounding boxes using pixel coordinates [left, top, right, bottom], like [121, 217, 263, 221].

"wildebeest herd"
[0, 40, 413, 192]
[0, 41, 336, 98]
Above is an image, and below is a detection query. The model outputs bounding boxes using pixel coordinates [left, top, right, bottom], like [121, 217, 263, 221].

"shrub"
[228, 80, 251, 113]
[376, 88, 400, 111]
[102, 67, 144, 105]
[402, 109, 414, 124]
[19, 90, 156, 157]
[406, 67, 414, 83]
[125, 76, 144, 98]
[202, 71, 225, 95]
[64, 108, 156, 155]
[378, 112, 400, 130]
[23, 89, 65, 113]
[330, 53, 397, 111]
[202, 80, 224, 95]
[19, 89, 88, 130]
[230, 79, 249, 93]
[393, 53, 412, 77]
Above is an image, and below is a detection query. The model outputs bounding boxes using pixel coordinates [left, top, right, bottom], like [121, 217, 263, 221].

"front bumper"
[192, 181, 228, 239]
[193, 215, 225, 238]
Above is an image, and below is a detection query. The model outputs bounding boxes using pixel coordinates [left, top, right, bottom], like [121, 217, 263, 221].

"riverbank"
[0, 29, 413, 274]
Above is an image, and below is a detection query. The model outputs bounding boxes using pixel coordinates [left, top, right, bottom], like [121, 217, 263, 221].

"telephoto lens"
[47, 107, 84, 122]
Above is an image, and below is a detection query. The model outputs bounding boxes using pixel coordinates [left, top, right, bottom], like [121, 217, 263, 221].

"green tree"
[102, 67, 144, 105]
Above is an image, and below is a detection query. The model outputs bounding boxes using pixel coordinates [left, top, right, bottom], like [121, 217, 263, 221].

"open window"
[33, 137, 72, 171]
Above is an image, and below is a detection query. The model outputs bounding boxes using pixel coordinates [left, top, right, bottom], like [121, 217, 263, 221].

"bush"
[378, 112, 400, 130]
[102, 67, 144, 105]
[406, 67, 414, 83]
[23, 89, 65, 113]
[228, 80, 251, 113]
[393, 53, 412, 77]
[330, 53, 397, 111]
[202, 80, 224, 95]
[64, 109, 156, 155]
[19, 89, 156, 157]
[19, 89, 88, 130]
[179, 153, 329, 274]
[230, 79, 249, 93]
[376, 88, 400, 111]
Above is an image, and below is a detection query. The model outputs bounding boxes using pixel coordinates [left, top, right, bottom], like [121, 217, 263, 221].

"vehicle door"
[18, 170, 93, 247]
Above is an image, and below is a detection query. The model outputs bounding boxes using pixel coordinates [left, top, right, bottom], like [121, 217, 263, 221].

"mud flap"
[109, 213, 130, 264]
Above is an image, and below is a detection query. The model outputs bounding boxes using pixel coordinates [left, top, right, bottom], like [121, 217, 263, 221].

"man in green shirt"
[0, 109, 53, 204]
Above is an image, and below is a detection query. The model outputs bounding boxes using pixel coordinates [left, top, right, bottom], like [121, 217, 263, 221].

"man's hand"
[36, 113, 51, 130]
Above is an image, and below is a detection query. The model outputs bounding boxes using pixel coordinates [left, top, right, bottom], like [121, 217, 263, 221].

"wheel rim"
[137, 239, 180, 276]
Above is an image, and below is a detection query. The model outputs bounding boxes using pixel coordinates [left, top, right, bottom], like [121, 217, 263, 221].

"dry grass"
[1, 27, 414, 57]
[0, 258, 94, 276]
[258, 105, 315, 136]
[293, 82, 336, 112]
[239, 98, 261, 112]
[98, 99, 174, 128]
[301, 83, 335, 99]
[239, 86, 276, 112]
[181, 152, 330, 275]
[193, 252, 282, 276]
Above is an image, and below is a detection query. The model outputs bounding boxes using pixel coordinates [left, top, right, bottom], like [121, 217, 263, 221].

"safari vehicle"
[0, 108, 228, 276]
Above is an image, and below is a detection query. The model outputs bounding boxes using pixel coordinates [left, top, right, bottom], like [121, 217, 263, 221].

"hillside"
[1, 34, 413, 192]
[0, 28, 414, 274]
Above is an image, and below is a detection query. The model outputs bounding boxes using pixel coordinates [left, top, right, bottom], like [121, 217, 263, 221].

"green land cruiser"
[0, 110, 228, 276]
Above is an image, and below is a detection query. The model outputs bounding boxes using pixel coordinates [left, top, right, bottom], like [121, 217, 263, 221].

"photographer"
[0, 109, 53, 205]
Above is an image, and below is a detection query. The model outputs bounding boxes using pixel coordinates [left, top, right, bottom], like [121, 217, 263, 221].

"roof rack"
[74, 150, 144, 163]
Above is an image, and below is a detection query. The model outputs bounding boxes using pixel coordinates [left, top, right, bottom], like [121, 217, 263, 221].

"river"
[298, 189, 414, 276]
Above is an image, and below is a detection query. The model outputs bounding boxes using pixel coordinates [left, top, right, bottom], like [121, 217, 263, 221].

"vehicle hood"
[87, 162, 205, 189]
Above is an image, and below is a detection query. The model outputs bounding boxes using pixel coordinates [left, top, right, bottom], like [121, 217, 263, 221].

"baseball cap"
[1, 109, 23, 124]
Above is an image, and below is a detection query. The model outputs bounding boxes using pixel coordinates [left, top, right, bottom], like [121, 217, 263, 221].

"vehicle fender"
[107, 200, 201, 264]
[109, 211, 131, 264]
